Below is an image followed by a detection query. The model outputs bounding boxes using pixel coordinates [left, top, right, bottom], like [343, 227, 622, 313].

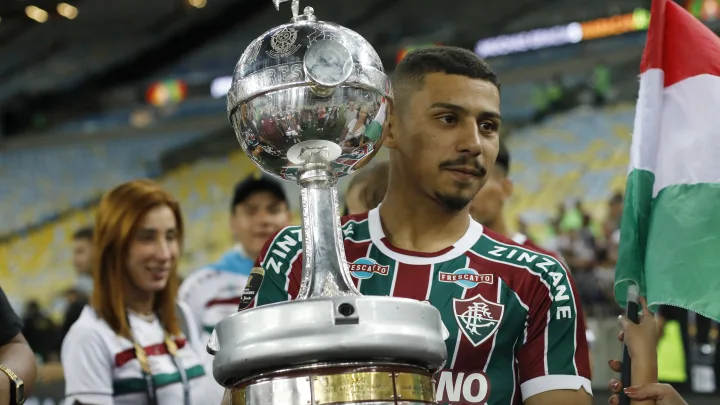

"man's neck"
[379, 190, 471, 254]
[488, 216, 512, 239]
[124, 285, 155, 315]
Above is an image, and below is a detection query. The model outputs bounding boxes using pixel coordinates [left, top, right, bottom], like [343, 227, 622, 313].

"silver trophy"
[209, 1, 447, 404]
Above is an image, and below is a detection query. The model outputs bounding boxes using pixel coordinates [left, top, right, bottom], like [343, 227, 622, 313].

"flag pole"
[620, 284, 640, 405]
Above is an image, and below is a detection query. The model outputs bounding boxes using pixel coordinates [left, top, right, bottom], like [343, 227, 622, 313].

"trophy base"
[212, 296, 447, 387]
[231, 362, 435, 405]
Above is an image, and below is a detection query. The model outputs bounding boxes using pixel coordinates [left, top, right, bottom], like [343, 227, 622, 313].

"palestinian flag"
[614, 0, 720, 321]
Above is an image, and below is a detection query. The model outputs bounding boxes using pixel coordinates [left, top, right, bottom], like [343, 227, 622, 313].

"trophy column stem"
[296, 160, 360, 300]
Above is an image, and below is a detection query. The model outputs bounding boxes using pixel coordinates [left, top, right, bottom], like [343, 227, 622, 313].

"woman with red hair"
[61, 179, 209, 405]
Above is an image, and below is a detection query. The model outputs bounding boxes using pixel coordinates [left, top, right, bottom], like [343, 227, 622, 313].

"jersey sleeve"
[61, 322, 114, 405]
[517, 256, 592, 401]
[239, 226, 303, 312]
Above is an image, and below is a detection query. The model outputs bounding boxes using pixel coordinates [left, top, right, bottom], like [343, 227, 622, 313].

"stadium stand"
[0, 132, 205, 235]
[505, 104, 633, 240]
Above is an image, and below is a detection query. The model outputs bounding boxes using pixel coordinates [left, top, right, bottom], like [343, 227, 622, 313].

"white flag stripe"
[631, 70, 720, 197]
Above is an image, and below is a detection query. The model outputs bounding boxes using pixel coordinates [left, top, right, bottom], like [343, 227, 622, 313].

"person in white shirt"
[178, 174, 291, 404]
[61, 179, 210, 405]
[340, 105, 369, 150]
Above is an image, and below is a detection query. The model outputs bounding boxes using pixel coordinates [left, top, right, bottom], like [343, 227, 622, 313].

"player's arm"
[237, 226, 301, 311]
[222, 228, 300, 403]
[518, 258, 592, 405]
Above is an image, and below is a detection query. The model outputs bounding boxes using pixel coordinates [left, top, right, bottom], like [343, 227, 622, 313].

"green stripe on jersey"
[343, 218, 370, 242]
[483, 280, 526, 405]
[113, 364, 205, 396]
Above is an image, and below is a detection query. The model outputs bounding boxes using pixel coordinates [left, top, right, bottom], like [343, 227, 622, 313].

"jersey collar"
[367, 206, 484, 265]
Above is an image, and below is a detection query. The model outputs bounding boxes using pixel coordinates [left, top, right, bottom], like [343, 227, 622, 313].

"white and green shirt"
[61, 304, 210, 405]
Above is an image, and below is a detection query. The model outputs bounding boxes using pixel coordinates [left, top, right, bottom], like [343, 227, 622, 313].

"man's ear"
[383, 100, 398, 150]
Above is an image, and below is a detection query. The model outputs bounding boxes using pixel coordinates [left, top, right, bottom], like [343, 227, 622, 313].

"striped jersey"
[241, 208, 592, 405]
[179, 245, 255, 405]
[61, 305, 210, 405]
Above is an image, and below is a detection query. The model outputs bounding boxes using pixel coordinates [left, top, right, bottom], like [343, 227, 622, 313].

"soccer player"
[239, 47, 592, 405]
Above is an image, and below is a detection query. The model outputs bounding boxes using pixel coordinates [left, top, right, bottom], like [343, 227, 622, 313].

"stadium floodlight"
[25, 6, 48, 23]
[57, 3, 78, 20]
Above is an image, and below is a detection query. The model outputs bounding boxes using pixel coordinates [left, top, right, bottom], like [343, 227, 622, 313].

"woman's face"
[358, 108, 368, 122]
[126, 205, 179, 294]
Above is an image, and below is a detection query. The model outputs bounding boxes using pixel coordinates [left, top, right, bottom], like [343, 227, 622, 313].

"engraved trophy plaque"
[209, 1, 447, 404]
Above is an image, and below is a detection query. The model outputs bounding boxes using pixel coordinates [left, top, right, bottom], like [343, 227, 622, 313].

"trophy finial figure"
[271, 0, 300, 19]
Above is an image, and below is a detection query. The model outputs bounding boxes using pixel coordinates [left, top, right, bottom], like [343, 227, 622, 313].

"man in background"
[343, 160, 389, 215]
[179, 173, 291, 402]
[469, 141, 565, 261]
[60, 226, 94, 342]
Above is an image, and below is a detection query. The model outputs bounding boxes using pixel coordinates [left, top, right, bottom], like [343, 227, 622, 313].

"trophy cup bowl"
[211, 2, 448, 405]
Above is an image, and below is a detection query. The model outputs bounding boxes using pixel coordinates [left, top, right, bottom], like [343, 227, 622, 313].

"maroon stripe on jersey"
[450, 260, 501, 372]
[379, 237, 452, 258]
[288, 255, 303, 300]
[206, 297, 241, 308]
[114, 338, 187, 367]
[465, 249, 550, 381]
[392, 262, 432, 300]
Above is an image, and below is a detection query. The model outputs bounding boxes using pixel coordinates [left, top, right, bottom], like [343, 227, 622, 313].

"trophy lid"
[227, 1, 391, 117]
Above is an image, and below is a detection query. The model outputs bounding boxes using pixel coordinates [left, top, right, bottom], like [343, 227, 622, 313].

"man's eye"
[438, 115, 457, 124]
[479, 122, 497, 132]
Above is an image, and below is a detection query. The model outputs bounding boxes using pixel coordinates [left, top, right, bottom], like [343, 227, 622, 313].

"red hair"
[90, 179, 184, 338]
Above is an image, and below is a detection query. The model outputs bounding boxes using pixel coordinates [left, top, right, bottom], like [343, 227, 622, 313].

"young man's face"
[72, 238, 94, 275]
[230, 191, 291, 258]
[386, 72, 501, 212]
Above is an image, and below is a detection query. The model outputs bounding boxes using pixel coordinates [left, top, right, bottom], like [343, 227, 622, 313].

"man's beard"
[435, 192, 473, 212]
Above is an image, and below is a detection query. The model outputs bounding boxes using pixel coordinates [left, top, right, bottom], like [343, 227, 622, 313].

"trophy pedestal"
[230, 362, 434, 405]
[211, 297, 446, 405]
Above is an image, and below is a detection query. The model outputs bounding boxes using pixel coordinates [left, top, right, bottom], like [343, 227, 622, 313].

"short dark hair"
[494, 141, 510, 176]
[72, 226, 94, 241]
[231, 173, 288, 212]
[392, 46, 500, 112]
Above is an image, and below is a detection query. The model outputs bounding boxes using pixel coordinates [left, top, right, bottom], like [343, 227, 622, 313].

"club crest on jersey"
[438, 268, 493, 289]
[348, 258, 389, 279]
[453, 294, 504, 347]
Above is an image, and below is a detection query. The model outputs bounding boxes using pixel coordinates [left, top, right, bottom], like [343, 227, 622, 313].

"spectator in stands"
[343, 161, 389, 216]
[0, 285, 37, 405]
[178, 173, 291, 405]
[70, 226, 95, 296]
[61, 179, 209, 405]
[60, 226, 94, 343]
[21, 300, 58, 363]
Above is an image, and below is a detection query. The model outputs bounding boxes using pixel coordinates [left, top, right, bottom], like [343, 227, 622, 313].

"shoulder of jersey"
[473, 227, 567, 273]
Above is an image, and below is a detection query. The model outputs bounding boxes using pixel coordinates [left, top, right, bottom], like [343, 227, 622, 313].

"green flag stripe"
[616, 169, 720, 321]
